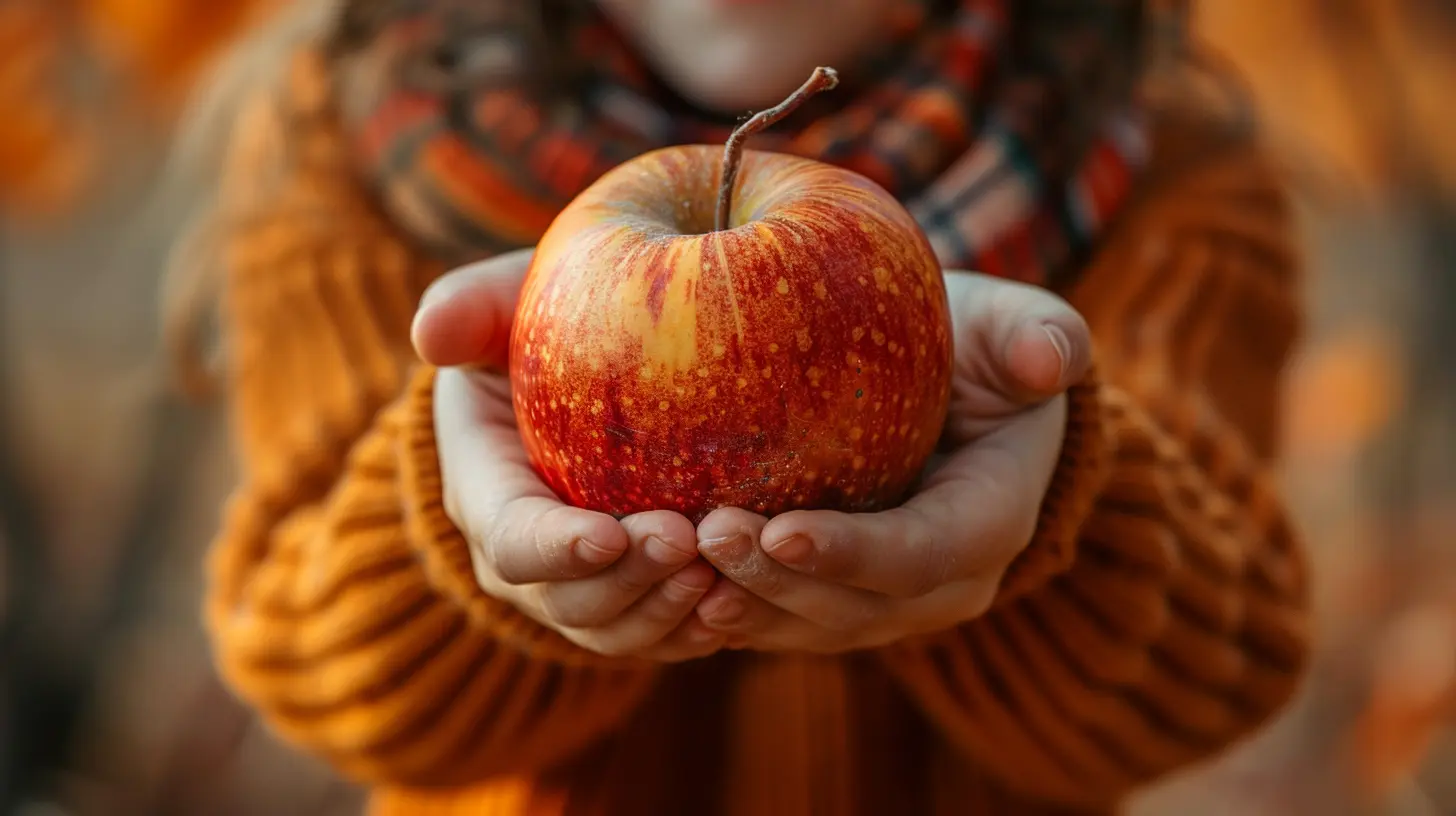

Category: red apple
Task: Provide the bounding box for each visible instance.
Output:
[509,68,952,523]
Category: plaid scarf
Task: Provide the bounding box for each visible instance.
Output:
[335,0,1151,289]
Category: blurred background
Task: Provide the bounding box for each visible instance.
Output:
[0,1,1452,814]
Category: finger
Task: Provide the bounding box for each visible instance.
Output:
[696,506,770,551]
[697,510,886,636]
[535,510,699,629]
[943,271,1092,413]
[696,581,788,633]
[412,247,534,367]
[697,582,791,632]
[487,496,631,585]
[634,615,730,663]
[436,367,628,584]
[579,561,718,658]
[695,583,862,654]
[759,395,1067,599]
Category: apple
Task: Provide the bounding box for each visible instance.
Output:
[509,67,953,523]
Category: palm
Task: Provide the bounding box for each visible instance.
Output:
[688,270,1088,653]
[445,367,561,510]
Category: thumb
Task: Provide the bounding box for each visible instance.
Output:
[945,271,1092,408]
[412,248,534,367]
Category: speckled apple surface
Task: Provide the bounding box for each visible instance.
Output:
[510,145,953,522]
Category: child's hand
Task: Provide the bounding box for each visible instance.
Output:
[414,250,725,661]
[691,272,1092,653]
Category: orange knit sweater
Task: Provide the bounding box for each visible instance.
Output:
[200,53,1311,814]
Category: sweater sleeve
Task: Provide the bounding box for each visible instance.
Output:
[198,51,658,789]
[875,123,1311,807]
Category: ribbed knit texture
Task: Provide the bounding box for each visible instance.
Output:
[200,50,1310,815]
[204,55,660,791]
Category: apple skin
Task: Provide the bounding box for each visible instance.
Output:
[509,144,953,523]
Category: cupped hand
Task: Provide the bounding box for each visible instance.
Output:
[691,272,1092,653]
[414,249,725,661]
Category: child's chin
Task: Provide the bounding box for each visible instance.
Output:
[655,49,824,113]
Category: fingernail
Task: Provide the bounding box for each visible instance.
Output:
[417,278,452,313]
[1041,323,1071,383]
[643,535,687,566]
[409,303,435,352]
[764,534,814,565]
[665,576,710,603]
[573,537,620,565]
[688,623,722,645]
[700,596,745,626]
[670,564,716,593]
[699,533,751,560]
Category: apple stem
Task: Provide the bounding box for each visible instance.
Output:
[715,66,840,232]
